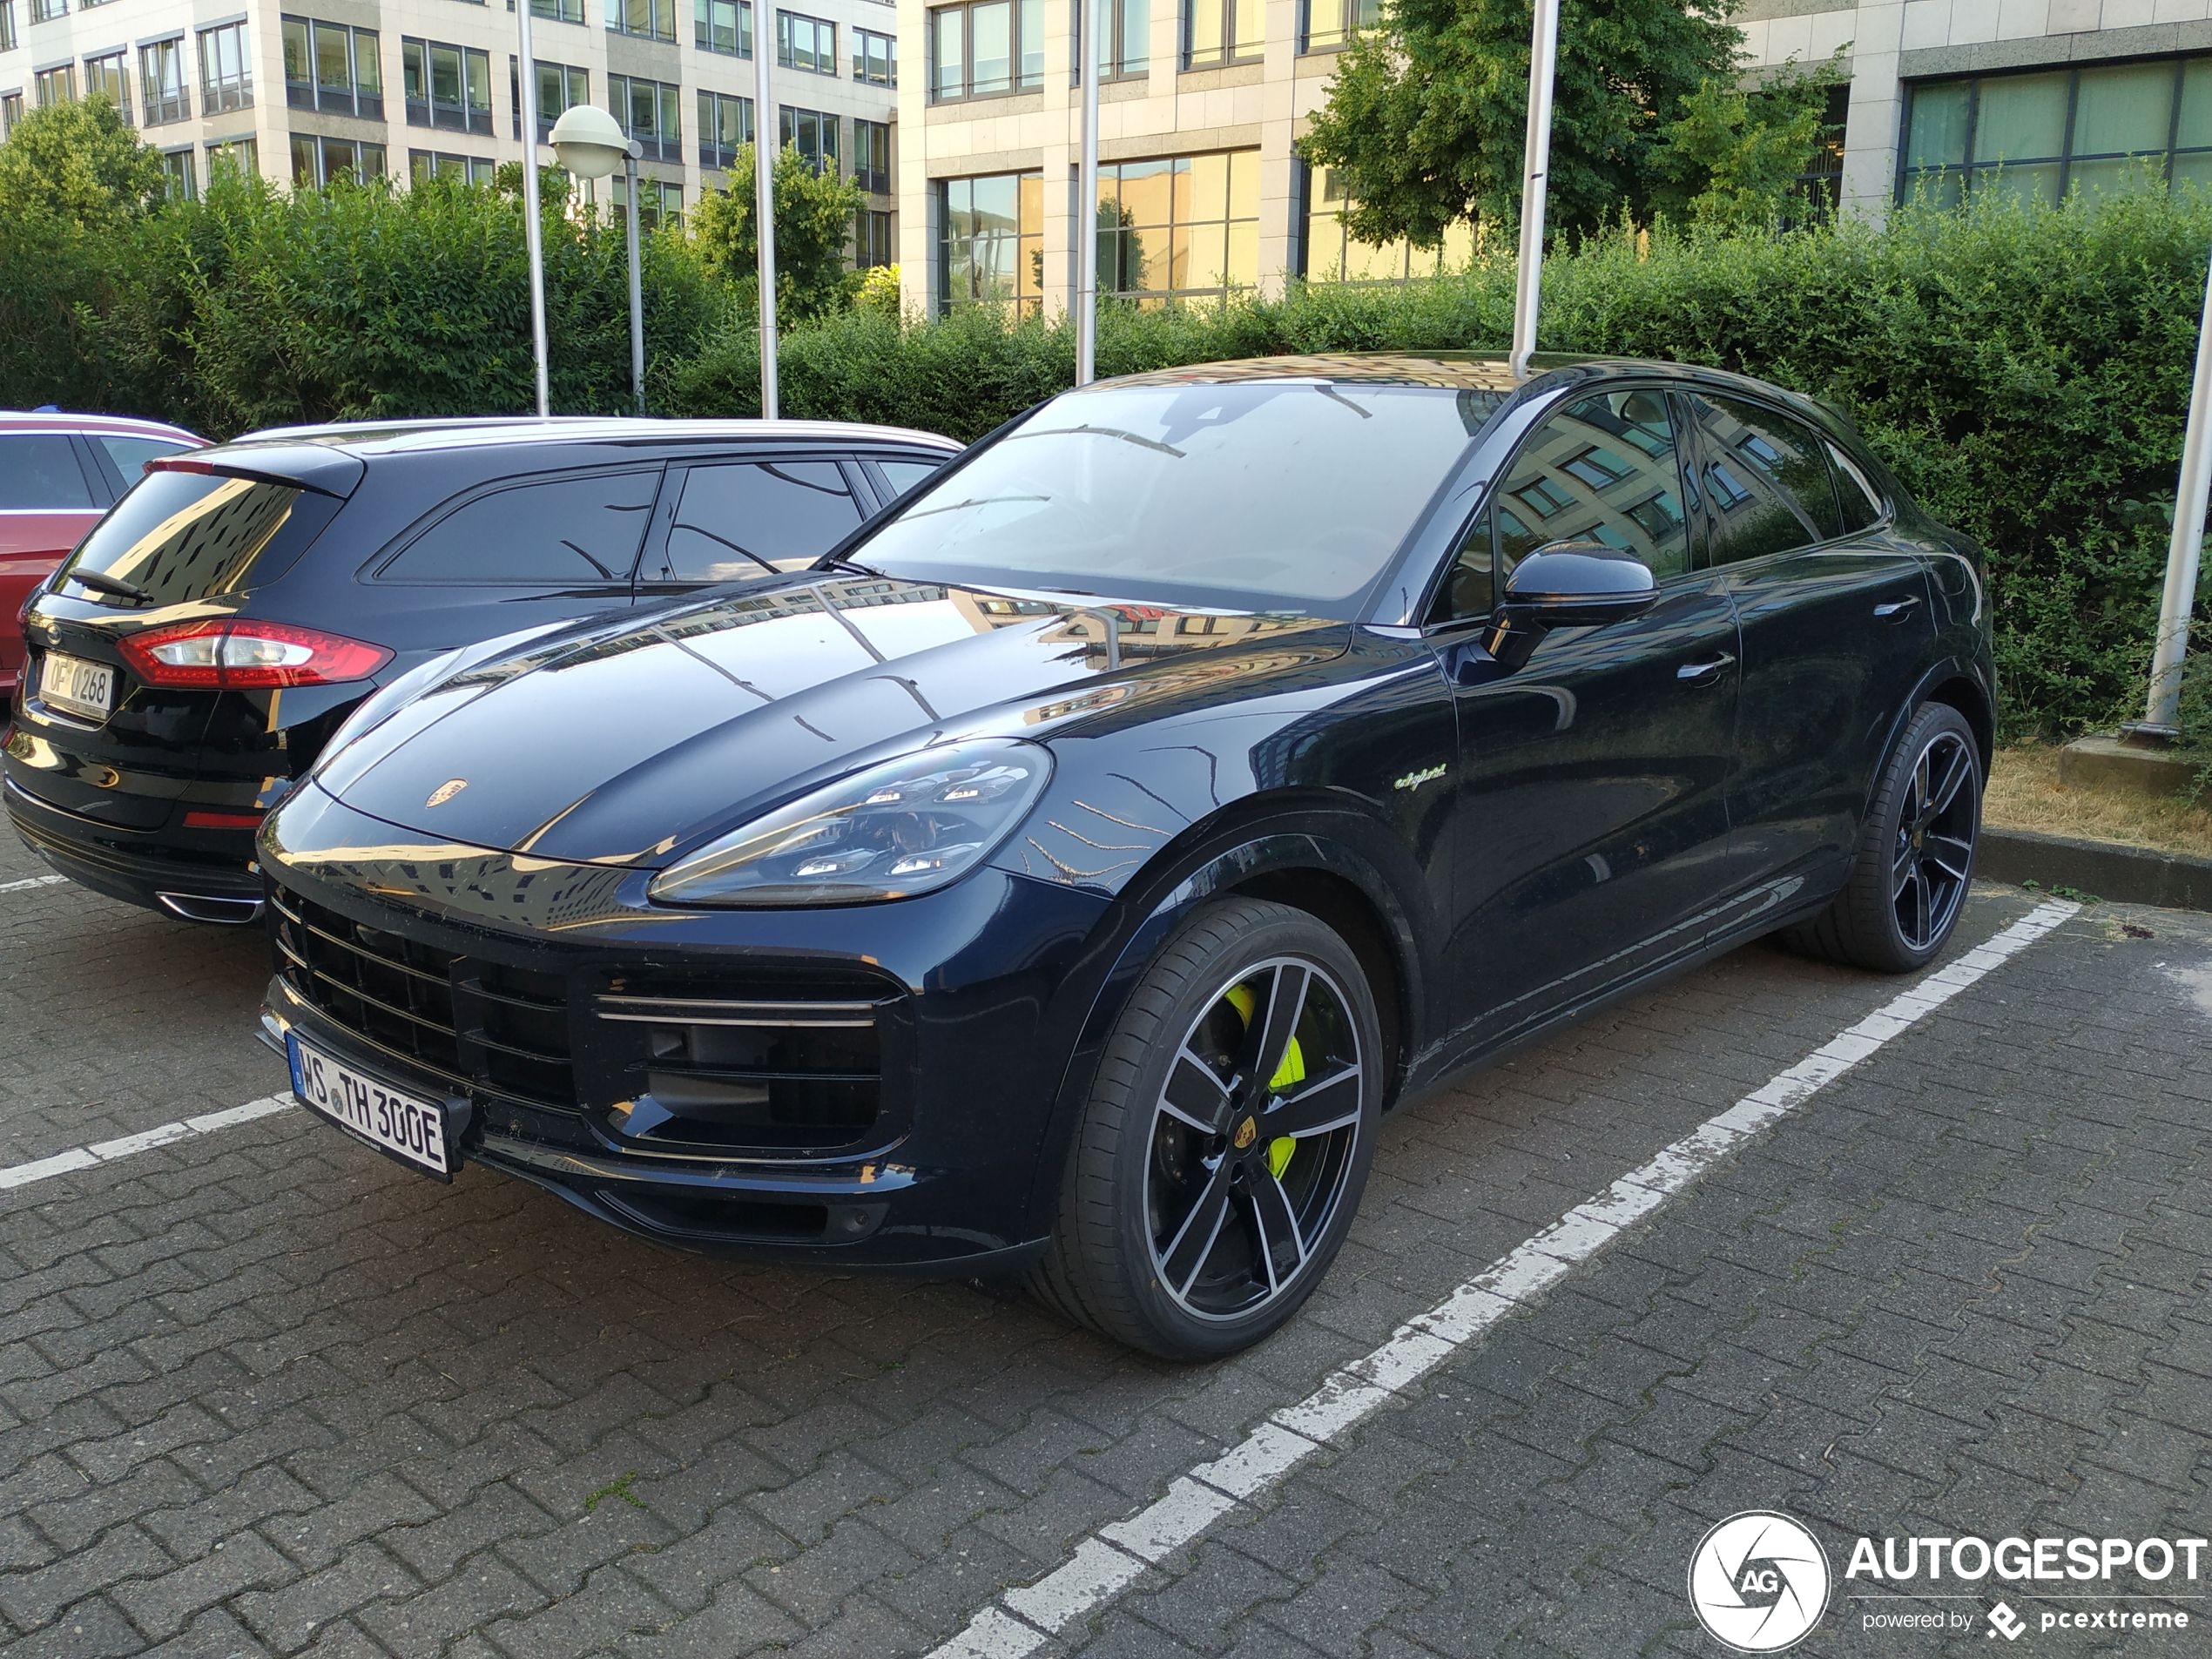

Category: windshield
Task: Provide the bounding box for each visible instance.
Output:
[853,382,1504,616]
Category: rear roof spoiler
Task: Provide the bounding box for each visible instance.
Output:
[148,443,368,500]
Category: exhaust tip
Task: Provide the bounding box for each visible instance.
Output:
[156,891,265,926]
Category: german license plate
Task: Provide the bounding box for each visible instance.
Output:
[39,651,114,722]
[287,1032,454,1179]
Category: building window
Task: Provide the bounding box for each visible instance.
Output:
[937,171,1042,314]
[1095,150,1259,302]
[206,135,258,179]
[0,3,14,52]
[411,148,496,185]
[853,117,890,193]
[778,10,836,73]
[853,27,894,85]
[614,172,683,231]
[509,57,585,138]
[1299,0,1372,52]
[291,132,386,186]
[513,0,585,24]
[855,206,892,268]
[2,92,24,134]
[141,37,189,125]
[1184,0,1260,68]
[698,88,753,168]
[34,64,75,105]
[1901,54,2212,204]
[610,72,681,163]
[1071,0,1147,79]
[608,0,675,43]
[779,105,838,175]
[84,51,129,119]
[28,0,62,24]
[284,18,382,118]
[158,146,195,199]
[1298,163,1475,283]
[407,39,493,135]
[930,0,1044,102]
[696,0,752,56]
[199,22,253,114]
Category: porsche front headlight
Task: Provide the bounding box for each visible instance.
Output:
[647,738,1052,907]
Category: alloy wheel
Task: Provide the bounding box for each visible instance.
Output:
[1892,729,1977,953]
[1144,957,1366,1323]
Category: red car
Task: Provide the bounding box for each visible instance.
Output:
[1,412,206,699]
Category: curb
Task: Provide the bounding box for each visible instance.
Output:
[1979,826,2212,914]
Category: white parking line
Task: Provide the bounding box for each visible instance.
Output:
[927,900,2081,1656]
[0,1095,293,1193]
[0,873,67,894]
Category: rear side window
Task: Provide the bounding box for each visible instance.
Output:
[0,434,98,509]
[1829,442,1884,533]
[61,469,336,605]
[1689,395,1844,563]
[878,458,945,500]
[96,435,196,484]
[653,460,863,583]
[382,471,659,585]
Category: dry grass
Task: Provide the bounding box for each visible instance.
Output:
[1985,745,2212,861]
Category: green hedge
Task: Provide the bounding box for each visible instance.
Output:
[3,178,2205,741]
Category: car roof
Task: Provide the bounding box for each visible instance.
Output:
[225,415,961,460]
[0,410,206,442]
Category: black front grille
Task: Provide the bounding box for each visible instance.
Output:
[269,887,577,1112]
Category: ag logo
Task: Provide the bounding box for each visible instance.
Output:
[1687,1511,1831,1652]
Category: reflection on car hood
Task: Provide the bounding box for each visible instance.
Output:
[310,572,1344,865]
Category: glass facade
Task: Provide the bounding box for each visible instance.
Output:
[412,149,497,185]
[853,117,891,193]
[610,73,683,163]
[158,146,195,199]
[34,64,75,106]
[1300,164,1477,283]
[1095,151,1260,303]
[855,206,893,268]
[284,17,382,118]
[854,27,895,86]
[938,171,1043,314]
[408,40,493,136]
[614,172,684,231]
[84,51,129,119]
[510,57,587,138]
[1901,54,2212,203]
[778,9,837,73]
[206,135,258,179]
[609,0,676,43]
[291,132,387,187]
[780,105,838,175]
[1073,0,1147,78]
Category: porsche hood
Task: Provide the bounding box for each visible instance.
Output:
[303,574,1343,866]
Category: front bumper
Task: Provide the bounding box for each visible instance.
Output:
[258,792,1114,1271]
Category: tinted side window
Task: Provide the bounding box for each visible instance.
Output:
[1828,442,1884,534]
[1690,395,1844,563]
[96,435,195,486]
[658,460,863,583]
[382,471,658,585]
[0,434,98,509]
[1487,389,1690,587]
[878,458,945,499]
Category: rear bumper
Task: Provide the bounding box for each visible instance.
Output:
[3,775,262,912]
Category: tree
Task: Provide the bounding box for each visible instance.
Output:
[690,145,867,324]
[1298,0,1742,247]
[1656,51,1845,232]
[0,94,168,230]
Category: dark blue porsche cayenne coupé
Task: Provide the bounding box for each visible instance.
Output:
[257,354,1994,1359]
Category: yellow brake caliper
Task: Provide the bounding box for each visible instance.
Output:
[1224,982,1305,1179]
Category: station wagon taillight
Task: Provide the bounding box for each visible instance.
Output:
[119,620,393,690]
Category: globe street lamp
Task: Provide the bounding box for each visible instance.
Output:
[550,103,647,418]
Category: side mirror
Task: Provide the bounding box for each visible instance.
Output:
[1486,543,1658,670]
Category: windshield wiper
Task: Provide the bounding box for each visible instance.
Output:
[810,552,881,577]
[62,569,153,604]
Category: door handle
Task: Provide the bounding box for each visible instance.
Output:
[1873,595,1922,620]
[1676,653,1736,685]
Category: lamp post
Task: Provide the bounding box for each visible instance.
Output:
[1507,0,1562,381]
[516,0,551,415]
[549,104,647,418]
[755,20,779,421]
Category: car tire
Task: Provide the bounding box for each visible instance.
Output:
[1028,897,1383,1360]
[1783,700,1982,974]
